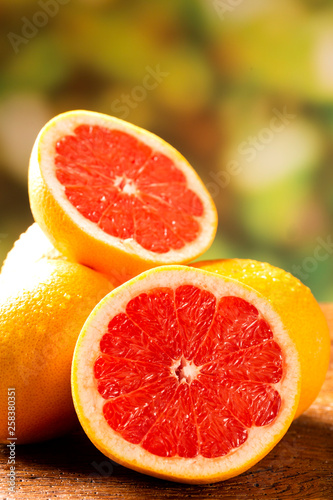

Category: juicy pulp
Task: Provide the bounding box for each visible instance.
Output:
[94,286,283,459]
[55,125,204,254]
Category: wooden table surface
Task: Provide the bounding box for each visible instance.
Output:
[1,305,332,500]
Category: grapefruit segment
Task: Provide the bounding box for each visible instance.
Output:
[103,378,177,447]
[71,266,301,483]
[29,111,217,283]
[104,312,172,364]
[199,340,283,383]
[126,288,182,359]
[175,285,216,359]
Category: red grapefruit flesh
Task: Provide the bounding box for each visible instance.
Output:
[96,292,282,459]
[72,266,300,483]
[55,125,203,254]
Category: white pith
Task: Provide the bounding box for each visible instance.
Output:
[113,175,137,196]
[172,357,200,384]
[72,266,301,483]
[34,110,217,263]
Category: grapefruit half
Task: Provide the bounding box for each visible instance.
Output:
[71,266,301,483]
[28,110,217,285]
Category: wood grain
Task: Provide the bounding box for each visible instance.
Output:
[1,305,332,500]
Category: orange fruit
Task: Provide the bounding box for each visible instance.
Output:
[192,258,330,418]
[28,110,217,285]
[71,265,301,484]
[0,224,113,444]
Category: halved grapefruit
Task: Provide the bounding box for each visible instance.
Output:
[71,266,301,484]
[28,111,217,285]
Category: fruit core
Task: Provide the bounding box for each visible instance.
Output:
[173,357,199,384]
[55,125,204,253]
[94,285,284,459]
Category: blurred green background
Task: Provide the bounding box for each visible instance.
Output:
[0,0,332,300]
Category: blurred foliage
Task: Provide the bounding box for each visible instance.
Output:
[0,0,332,300]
